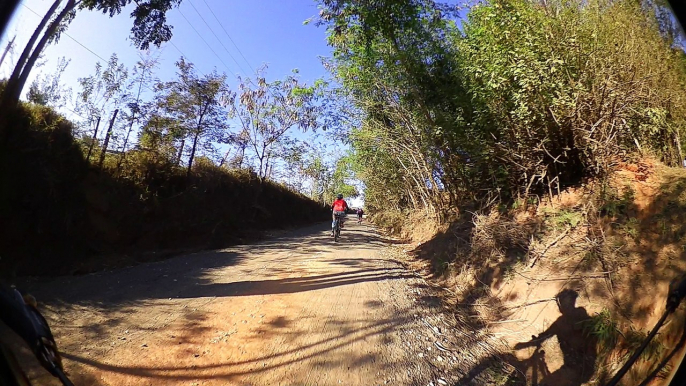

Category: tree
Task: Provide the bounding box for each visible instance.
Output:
[0,35,16,68]
[326,155,359,202]
[2,0,65,106]
[316,0,463,215]
[26,56,71,108]
[230,68,323,180]
[76,54,129,162]
[278,140,359,204]
[153,58,229,178]
[280,139,310,193]
[138,103,183,163]
[1,0,183,106]
[219,129,250,169]
[317,0,686,216]
[117,52,159,171]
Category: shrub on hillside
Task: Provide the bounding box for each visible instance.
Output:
[0,102,329,277]
[323,0,686,214]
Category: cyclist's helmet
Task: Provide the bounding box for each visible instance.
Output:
[337,193,344,199]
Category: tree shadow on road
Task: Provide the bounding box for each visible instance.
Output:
[13,221,398,305]
[168,268,412,298]
[6,219,429,385]
[52,299,502,386]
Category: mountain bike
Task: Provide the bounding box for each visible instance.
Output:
[0,283,73,386]
[333,212,344,242]
[518,338,550,385]
[604,274,686,386]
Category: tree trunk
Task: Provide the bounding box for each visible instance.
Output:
[86,115,101,162]
[257,153,265,179]
[219,147,231,167]
[0,0,21,39]
[117,122,134,171]
[233,145,245,169]
[311,177,319,200]
[185,102,209,178]
[2,0,62,104]
[186,130,201,179]
[98,109,118,169]
[116,110,139,171]
[117,77,145,172]
[675,131,684,168]
[8,0,77,103]
[176,139,185,166]
[264,151,272,180]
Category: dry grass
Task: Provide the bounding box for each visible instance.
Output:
[384,157,686,385]
[470,211,535,264]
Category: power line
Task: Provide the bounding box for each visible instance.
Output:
[199,0,255,74]
[25,0,202,85]
[20,2,161,117]
[185,1,294,108]
[62,105,87,119]
[20,3,108,63]
[186,0,248,76]
[169,40,186,58]
[177,7,235,75]
[184,2,302,121]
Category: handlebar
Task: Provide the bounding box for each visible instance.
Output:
[0,283,73,386]
[606,274,686,386]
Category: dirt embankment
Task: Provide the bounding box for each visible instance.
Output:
[383,159,686,385]
[0,103,329,278]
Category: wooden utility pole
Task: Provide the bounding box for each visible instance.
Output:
[86,115,101,162]
[98,109,118,169]
[0,35,15,68]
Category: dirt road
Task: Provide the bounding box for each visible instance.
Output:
[5,219,495,386]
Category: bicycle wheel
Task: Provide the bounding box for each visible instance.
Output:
[334,221,340,242]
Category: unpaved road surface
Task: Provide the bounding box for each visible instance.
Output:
[4,219,494,385]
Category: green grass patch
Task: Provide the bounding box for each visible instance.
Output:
[584,308,620,354]
[599,183,635,218]
[622,217,640,238]
[543,207,583,229]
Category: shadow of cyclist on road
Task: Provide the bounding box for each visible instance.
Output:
[514,289,597,386]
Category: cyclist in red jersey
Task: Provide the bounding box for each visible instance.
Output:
[331,193,349,236]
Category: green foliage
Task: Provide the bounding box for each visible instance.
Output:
[623,217,640,238]
[228,67,324,179]
[371,209,406,233]
[318,0,686,215]
[598,183,636,220]
[27,57,71,108]
[624,327,664,361]
[433,252,451,276]
[80,0,183,50]
[548,209,583,229]
[146,58,229,177]
[584,308,620,354]
[282,144,359,205]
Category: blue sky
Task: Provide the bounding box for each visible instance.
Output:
[1,0,366,205]
[1,0,333,115]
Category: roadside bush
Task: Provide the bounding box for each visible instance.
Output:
[323,0,686,214]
